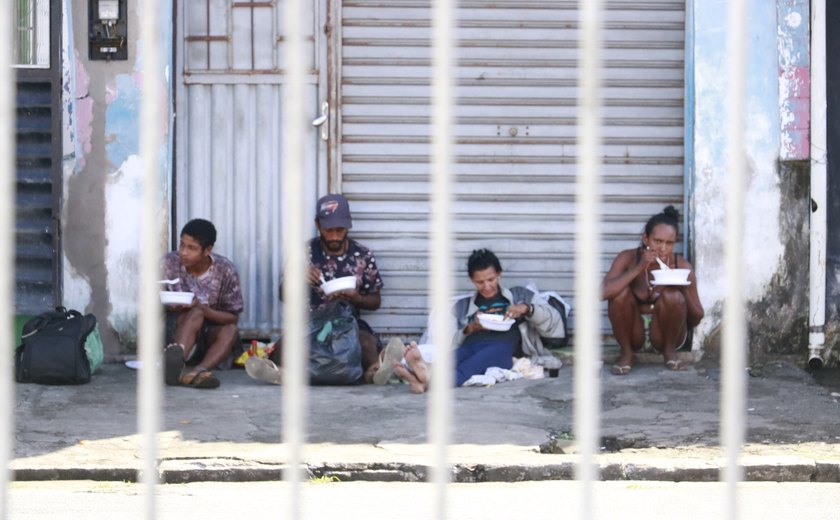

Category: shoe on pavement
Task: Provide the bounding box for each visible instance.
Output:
[373,338,406,385]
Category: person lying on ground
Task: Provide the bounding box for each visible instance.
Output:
[161,218,244,389]
[601,205,704,376]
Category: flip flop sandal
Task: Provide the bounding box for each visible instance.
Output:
[164,343,185,386]
[610,364,632,376]
[373,338,405,385]
[665,359,687,371]
[181,368,220,389]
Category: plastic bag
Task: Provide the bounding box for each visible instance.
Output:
[308,300,363,385]
[234,340,276,367]
[84,324,104,374]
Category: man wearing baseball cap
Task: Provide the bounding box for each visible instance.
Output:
[246,193,385,385]
[315,193,353,229]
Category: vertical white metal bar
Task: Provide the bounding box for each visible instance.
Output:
[722,0,748,517]
[808,0,827,368]
[139,0,165,516]
[429,0,455,517]
[282,0,308,516]
[0,0,15,515]
[574,0,603,516]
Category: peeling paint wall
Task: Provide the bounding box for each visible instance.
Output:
[692,0,811,366]
[61,0,172,358]
[778,0,810,161]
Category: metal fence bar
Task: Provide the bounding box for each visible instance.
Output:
[281,0,309,516]
[139,0,165,515]
[0,3,15,516]
[429,0,455,517]
[574,0,604,516]
[722,0,748,517]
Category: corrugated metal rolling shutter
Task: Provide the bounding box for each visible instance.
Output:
[175,0,320,337]
[16,75,60,314]
[338,0,686,337]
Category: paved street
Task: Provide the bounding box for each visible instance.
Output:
[11,359,840,483]
[8,480,840,520]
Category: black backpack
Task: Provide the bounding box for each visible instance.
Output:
[15,307,97,385]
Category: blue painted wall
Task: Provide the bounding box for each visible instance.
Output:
[61,0,173,356]
[691,0,814,361]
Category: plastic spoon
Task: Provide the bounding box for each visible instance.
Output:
[655,257,670,271]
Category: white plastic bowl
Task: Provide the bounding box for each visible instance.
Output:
[651,268,691,285]
[320,276,357,295]
[159,291,195,305]
[477,313,516,332]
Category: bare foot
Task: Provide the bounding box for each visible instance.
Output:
[403,342,430,389]
[394,362,426,394]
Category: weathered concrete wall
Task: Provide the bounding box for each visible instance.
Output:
[692,0,811,366]
[61,0,172,358]
[744,160,810,366]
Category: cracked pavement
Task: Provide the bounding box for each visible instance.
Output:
[11,359,840,482]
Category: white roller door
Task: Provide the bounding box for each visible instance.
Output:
[335,0,686,338]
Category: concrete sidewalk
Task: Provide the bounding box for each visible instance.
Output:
[12,359,840,483]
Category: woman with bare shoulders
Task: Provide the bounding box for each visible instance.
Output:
[601,206,704,375]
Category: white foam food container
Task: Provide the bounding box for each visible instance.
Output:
[159,291,195,305]
[477,313,516,332]
[650,268,691,284]
[320,276,357,295]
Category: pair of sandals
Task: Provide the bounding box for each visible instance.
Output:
[610,358,686,376]
[164,343,220,389]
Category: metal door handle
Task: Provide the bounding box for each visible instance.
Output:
[312,101,329,141]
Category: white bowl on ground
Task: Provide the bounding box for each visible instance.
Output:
[650,268,691,285]
[477,313,516,332]
[320,276,357,295]
[160,291,195,305]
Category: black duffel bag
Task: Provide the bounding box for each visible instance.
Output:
[15,307,97,385]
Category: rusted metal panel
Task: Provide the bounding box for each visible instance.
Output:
[338,0,686,336]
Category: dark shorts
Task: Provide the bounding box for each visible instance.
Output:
[165,312,240,366]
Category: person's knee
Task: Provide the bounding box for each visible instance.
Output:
[177,307,206,334]
[657,287,686,310]
[615,284,634,300]
[608,286,636,311]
